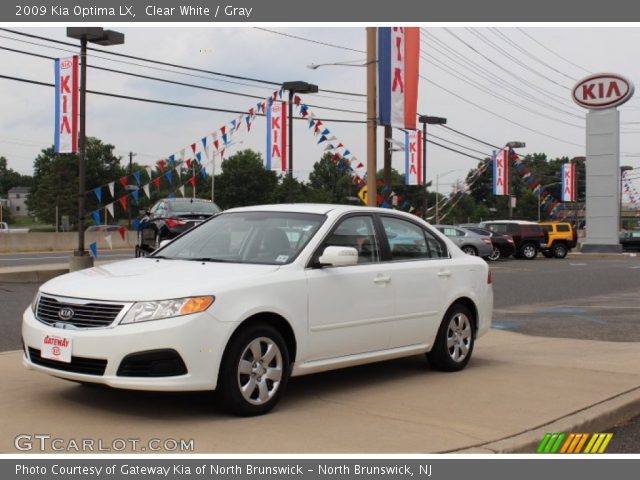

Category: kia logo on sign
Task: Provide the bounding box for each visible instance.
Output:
[572,73,635,109]
[58,307,75,321]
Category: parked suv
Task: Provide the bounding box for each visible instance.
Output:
[538,222,577,259]
[479,220,545,260]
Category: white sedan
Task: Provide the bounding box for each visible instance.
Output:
[22,204,493,416]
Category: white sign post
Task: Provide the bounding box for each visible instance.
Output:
[572,73,634,253]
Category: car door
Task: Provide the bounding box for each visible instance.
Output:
[304,214,393,362]
[381,216,450,348]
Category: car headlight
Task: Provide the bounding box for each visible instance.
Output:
[120,296,214,324]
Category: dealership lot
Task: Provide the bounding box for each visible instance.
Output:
[0,256,638,452]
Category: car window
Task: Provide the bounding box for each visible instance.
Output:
[540,224,553,233]
[381,217,429,260]
[424,228,448,258]
[156,212,324,265]
[557,224,570,232]
[321,215,380,264]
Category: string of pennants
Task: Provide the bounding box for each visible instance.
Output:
[85,89,295,225]
[622,172,640,217]
[512,154,562,218]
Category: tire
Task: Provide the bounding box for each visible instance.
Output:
[487,246,501,261]
[427,304,475,372]
[461,245,478,256]
[217,324,289,416]
[519,243,537,260]
[552,243,568,259]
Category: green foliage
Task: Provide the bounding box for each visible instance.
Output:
[213,150,278,209]
[308,152,356,204]
[27,138,125,225]
[0,156,33,196]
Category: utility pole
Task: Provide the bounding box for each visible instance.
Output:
[128,151,136,229]
[366,27,377,207]
[383,125,392,192]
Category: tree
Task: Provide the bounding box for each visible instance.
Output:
[214,149,278,209]
[308,152,355,204]
[0,156,33,196]
[27,138,125,225]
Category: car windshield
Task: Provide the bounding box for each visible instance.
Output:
[153,211,325,265]
[168,201,222,215]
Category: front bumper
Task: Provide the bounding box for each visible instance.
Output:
[22,307,235,391]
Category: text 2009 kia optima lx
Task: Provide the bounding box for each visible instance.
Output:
[23,204,492,416]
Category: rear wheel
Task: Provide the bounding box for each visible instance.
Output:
[520,243,537,260]
[461,245,478,256]
[427,304,475,372]
[552,243,568,259]
[217,324,289,416]
[487,246,501,261]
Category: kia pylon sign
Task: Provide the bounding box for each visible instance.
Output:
[572,73,634,110]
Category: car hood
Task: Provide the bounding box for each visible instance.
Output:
[40,258,281,302]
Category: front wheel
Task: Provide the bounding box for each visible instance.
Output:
[487,246,501,261]
[427,304,475,372]
[217,324,289,416]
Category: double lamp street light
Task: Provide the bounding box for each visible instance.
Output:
[66,27,124,272]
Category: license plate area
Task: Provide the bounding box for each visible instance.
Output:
[41,334,72,363]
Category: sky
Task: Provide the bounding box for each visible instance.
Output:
[1,26,640,196]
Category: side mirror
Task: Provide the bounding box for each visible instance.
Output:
[318,246,358,267]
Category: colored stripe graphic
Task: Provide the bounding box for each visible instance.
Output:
[539,433,613,454]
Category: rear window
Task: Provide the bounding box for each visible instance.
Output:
[169,201,222,215]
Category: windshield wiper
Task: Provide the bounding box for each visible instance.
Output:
[187,257,236,263]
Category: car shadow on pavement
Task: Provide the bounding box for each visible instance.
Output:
[53,354,498,419]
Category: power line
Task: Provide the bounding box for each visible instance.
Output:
[0,73,368,124]
[420,35,583,120]
[516,28,592,75]
[254,27,366,54]
[0,27,366,99]
[420,75,584,148]
[0,43,367,116]
[437,125,500,149]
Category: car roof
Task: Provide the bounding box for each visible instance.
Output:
[225,204,422,218]
[481,220,539,225]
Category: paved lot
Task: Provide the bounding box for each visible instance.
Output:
[0,256,638,453]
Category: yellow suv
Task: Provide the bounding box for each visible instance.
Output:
[539,222,577,259]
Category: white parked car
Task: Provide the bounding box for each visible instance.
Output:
[23,204,493,416]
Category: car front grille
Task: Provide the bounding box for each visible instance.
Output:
[28,348,107,376]
[36,295,125,329]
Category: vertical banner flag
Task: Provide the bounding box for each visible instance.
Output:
[377,27,420,130]
[54,56,79,153]
[266,101,288,171]
[493,149,509,196]
[562,162,576,202]
[404,130,423,185]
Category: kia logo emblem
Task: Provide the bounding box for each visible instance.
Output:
[58,307,75,321]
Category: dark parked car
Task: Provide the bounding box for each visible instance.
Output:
[136,198,221,256]
[620,230,640,252]
[479,220,546,260]
[459,224,515,261]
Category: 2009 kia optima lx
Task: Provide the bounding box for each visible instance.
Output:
[23,204,493,416]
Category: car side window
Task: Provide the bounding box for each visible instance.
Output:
[381,217,429,260]
[321,216,380,264]
[424,228,448,258]
[557,224,570,232]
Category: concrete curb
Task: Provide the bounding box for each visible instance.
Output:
[455,386,640,453]
[0,268,68,283]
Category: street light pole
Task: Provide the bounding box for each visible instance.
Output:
[67,28,124,271]
[366,27,377,207]
[282,81,318,203]
[505,141,526,219]
[418,115,447,219]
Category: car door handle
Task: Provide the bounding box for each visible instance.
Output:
[373,275,391,284]
[437,270,452,278]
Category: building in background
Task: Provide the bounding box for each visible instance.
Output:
[7,187,31,216]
